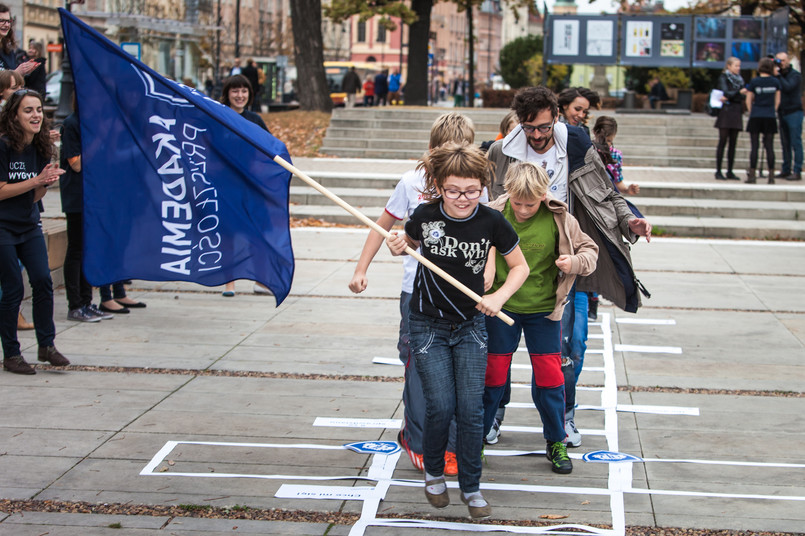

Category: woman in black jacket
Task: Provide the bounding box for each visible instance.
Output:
[714,57,747,180]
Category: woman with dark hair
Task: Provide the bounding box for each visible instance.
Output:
[745,57,781,183]
[220,74,268,131]
[0,4,39,76]
[219,74,272,297]
[713,57,746,180]
[557,87,590,134]
[0,89,68,374]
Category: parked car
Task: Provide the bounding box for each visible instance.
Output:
[44,69,62,105]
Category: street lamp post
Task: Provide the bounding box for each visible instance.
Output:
[54,0,76,125]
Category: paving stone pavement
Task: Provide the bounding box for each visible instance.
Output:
[1,226,804,535]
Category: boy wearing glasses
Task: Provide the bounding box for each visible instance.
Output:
[386,142,528,519]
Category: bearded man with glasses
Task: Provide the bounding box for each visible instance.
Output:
[486,86,651,449]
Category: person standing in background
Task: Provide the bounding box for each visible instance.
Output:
[713,57,746,181]
[774,52,803,181]
[241,59,261,113]
[22,41,46,96]
[0,89,68,374]
[388,69,402,105]
[744,57,781,184]
[0,4,39,76]
[341,66,361,109]
[374,69,388,106]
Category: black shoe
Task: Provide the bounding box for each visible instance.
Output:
[775,171,790,178]
[725,171,739,180]
[785,173,802,181]
[3,355,35,375]
[116,300,146,308]
[714,171,726,180]
[38,346,70,367]
[100,303,130,314]
[546,441,573,474]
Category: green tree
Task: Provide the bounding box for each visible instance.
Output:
[326,0,532,106]
[499,34,569,91]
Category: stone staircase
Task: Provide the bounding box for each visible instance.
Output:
[308,107,805,240]
[320,107,798,169]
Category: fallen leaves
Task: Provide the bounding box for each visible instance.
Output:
[262,111,332,158]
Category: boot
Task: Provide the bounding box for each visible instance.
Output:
[17,311,34,330]
[768,170,775,185]
[745,168,756,183]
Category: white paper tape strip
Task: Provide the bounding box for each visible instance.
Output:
[276,484,375,501]
[372,356,403,366]
[614,344,682,354]
[575,404,700,416]
[615,318,676,325]
[314,417,402,429]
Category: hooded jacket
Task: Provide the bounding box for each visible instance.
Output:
[487,122,647,312]
[488,193,599,320]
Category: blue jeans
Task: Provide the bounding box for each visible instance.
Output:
[409,311,487,493]
[779,110,803,174]
[0,231,55,358]
[399,292,456,455]
[561,290,589,419]
[484,312,566,444]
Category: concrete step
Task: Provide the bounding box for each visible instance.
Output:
[290,185,392,207]
[319,146,426,159]
[637,196,805,220]
[636,181,805,202]
[293,170,401,189]
[648,215,805,240]
[289,204,805,240]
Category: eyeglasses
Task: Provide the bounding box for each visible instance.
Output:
[443,189,482,200]
[521,121,554,135]
[0,19,12,26]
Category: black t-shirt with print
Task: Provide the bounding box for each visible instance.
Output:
[0,137,45,236]
[405,202,519,322]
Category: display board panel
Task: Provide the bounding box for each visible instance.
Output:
[620,16,691,67]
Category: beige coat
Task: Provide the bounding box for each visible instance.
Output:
[488,194,598,320]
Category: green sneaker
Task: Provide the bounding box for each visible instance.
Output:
[546,441,572,474]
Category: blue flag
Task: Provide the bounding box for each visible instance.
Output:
[59,9,294,303]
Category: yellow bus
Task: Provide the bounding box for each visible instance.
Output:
[324,61,383,106]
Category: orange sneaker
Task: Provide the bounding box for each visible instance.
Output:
[444,451,458,476]
[397,431,424,471]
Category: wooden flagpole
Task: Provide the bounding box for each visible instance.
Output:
[274,156,515,327]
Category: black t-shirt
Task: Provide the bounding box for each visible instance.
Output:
[241,109,269,132]
[405,202,519,322]
[60,113,83,214]
[0,137,45,237]
[747,76,781,119]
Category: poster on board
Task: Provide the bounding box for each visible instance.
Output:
[587,19,615,56]
[625,20,652,57]
[552,18,579,56]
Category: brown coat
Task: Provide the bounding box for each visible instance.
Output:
[488,194,598,320]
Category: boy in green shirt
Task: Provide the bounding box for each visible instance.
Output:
[483,161,598,474]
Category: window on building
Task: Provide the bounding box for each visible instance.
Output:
[376,23,386,43]
[357,21,366,42]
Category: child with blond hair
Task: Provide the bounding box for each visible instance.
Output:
[483,161,598,474]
